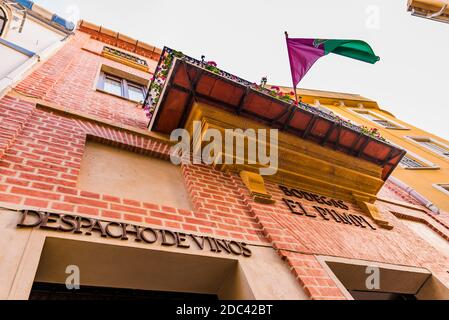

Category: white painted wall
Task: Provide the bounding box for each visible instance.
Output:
[4,14,65,54]
[0,44,28,76]
[0,3,69,95]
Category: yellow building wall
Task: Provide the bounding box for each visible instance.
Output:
[294,90,449,212]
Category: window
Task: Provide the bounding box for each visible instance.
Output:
[372,120,400,129]
[98,72,147,103]
[409,137,449,159]
[356,112,379,122]
[420,141,449,156]
[400,155,425,169]
[0,7,7,36]
[353,110,406,129]
[127,83,145,102]
[104,76,122,96]
[388,141,437,170]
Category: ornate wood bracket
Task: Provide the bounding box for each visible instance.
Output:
[354,195,393,230]
[240,171,275,204]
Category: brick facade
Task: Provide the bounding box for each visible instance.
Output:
[1,29,449,300]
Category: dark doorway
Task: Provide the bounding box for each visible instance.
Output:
[32,238,252,300]
[324,260,431,300]
[30,282,219,301]
[349,290,416,301]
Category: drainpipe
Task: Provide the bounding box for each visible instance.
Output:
[388,176,440,215]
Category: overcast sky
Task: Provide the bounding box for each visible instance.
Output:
[35,0,449,140]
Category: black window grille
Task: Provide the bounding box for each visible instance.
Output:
[400,155,425,168]
[373,119,400,129]
[103,46,149,67]
[419,140,449,158]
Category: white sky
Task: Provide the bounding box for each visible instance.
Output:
[35,0,449,140]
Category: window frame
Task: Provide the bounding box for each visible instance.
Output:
[0,6,8,37]
[405,136,449,160]
[103,74,124,97]
[398,152,439,170]
[399,154,425,169]
[378,139,438,170]
[126,82,147,103]
[389,143,439,170]
[349,109,409,130]
[97,71,147,103]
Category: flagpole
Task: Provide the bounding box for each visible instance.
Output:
[285,31,299,105]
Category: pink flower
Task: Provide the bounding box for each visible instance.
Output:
[207,61,217,67]
[271,86,280,91]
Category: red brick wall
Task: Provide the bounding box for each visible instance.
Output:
[0,104,267,240]
[78,25,161,61]
[15,32,151,129]
[1,29,449,300]
[266,181,449,298]
[0,26,268,243]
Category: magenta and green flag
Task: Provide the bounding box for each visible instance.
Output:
[286,36,380,89]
